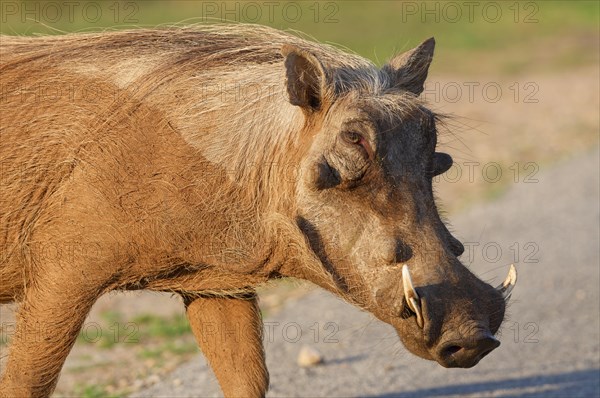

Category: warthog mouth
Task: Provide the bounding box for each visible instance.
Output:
[401,264,517,330]
[398,264,517,368]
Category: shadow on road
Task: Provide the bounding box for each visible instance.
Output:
[367,368,600,398]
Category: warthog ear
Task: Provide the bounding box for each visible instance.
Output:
[281,44,327,111]
[385,38,435,95]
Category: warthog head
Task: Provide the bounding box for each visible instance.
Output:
[283,38,516,368]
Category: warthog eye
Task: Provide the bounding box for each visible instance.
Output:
[341,131,372,159]
[342,131,362,144]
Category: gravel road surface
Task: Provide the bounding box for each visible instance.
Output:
[135,149,600,397]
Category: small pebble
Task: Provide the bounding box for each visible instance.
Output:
[297,345,324,367]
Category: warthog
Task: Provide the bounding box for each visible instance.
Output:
[0,25,516,397]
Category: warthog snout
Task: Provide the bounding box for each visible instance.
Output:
[394,265,516,368]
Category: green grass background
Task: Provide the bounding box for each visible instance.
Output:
[1,1,598,75]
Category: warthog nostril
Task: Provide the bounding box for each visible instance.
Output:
[436,334,500,368]
[440,344,462,357]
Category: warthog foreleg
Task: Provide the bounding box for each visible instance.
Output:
[0,268,101,398]
[183,293,268,398]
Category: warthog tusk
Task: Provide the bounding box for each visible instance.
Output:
[497,264,517,299]
[402,265,424,328]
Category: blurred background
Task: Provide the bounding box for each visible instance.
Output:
[1,1,598,396]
